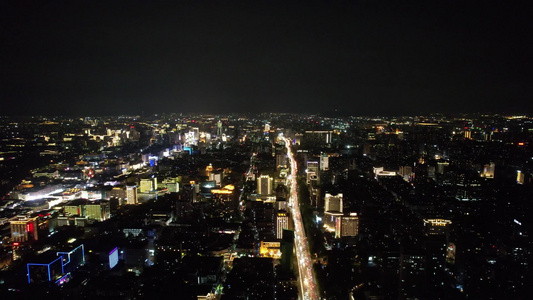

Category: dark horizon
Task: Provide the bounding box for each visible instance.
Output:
[1,1,531,116]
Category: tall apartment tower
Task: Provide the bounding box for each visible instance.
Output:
[139,178,154,193]
[257,175,273,195]
[126,185,138,205]
[10,217,39,243]
[276,211,290,239]
[306,160,319,184]
[217,120,223,137]
[324,193,343,213]
[320,153,329,171]
[335,213,359,238]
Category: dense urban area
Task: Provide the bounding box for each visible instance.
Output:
[0,113,531,300]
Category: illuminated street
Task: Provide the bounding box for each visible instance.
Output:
[282,136,319,300]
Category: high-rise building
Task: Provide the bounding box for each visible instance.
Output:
[307,160,319,174]
[303,130,333,145]
[276,212,290,239]
[423,219,452,236]
[57,244,85,273]
[64,199,110,221]
[85,201,110,221]
[276,153,288,170]
[399,165,413,182]
[126,185,138,205]
[324,193,343,213]
[436,161,449,175]
[10,216,39,243]
[323,211,343,233]
[28,245,85,284]
[140,179,153,193]
[307,160,319,184]
[257,175,273,195]
[335,213,359,238]
[517,170,525,184]
[160,177,180,193]
[217,120,223,137]
[27,252,64,284]
[481,162,496,178]
[320,153,329,171]
[64,202,83,216]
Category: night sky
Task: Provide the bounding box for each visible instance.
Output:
[1,1,531,116]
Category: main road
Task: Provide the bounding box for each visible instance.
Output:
[282,136,319,300]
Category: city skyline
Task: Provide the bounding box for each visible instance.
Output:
[0,113,531,299]
[1,1,532,116]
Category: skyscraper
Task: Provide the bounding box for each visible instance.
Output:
[10,216,39,243]
[257,175,273,195]
[307,160,319,184]
[335,213,359,238]
[324,193,343,213]
[126,185,138,205]
[217,120,223,137]
[139,179,153,193]
[320,153,329,171]
[276,212,290,239]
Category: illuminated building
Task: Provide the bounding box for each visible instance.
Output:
[109,186,127,201]
[27,253,64,284]
[306,160,319,184]
[373,167,397,177]
[200,181,216,197]
[208,172,222,186]
[324,193,343,213]
[108,247,119,269]
[264,123,270,133]
[335,213,359,238]
[140,178,153,193]
[210,184,235,202]
[276,212,290,239]
[160,177,180,193]
[481,162,495,178]
[323,211,343,233]
[304,130,333,144]
[216,120,223,137]
[517,170,524,184]
[64,199,110,221]
[85,201,110,221]
[27,245,85,284]
[276,198,288,211]
[64,202,82,216]
[57,244,85,273]
[126,185,138,205]
[423,219,452,236]
[259,241,281,258]
[399,165,413,182]
[10,216,38,243]
[257,175,273,195]
[320,153,329,171]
